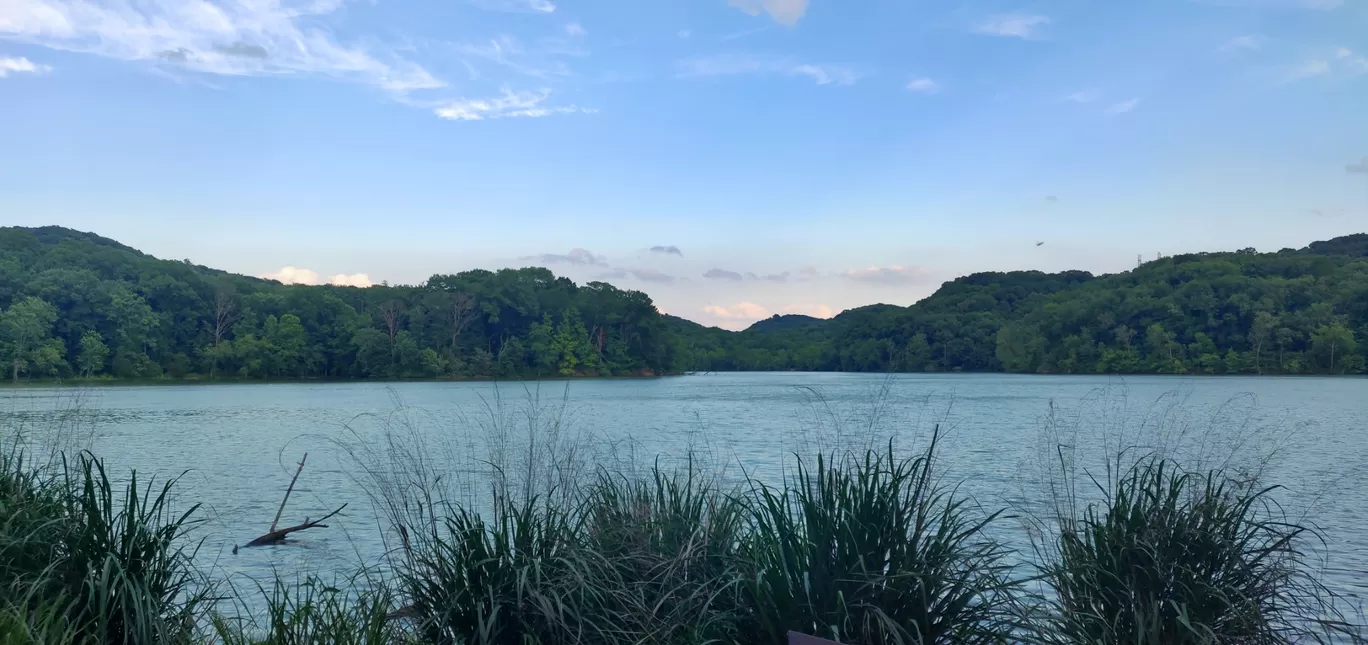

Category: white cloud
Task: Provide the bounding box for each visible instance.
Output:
[783,304,835,318]
[678,29,692,39]
[704,268,745,281]
[1219,35,1263,53]
[0,55,49,77]
[974,14,1050,39]
[728,0,808,26]
[704,302,769,319]
[260,266,320,285]
[328,273,373,288]
[435,88,591,120]
[840,265,933,285]
[564,22,586,37]
[677,54,860,85]
[0,0,443,92]
[472,0,556,13]
[1336,47,1368,72]
[1064,89,1100,103]
[1105,97,1140,114]
[905,76,938,93]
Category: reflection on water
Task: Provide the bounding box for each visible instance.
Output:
[2,373,1366,605]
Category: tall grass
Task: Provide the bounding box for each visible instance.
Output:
[1035,456,1362,644]
[3,385,1365,644]
[741,431,1020,645]
[0,449,205,644]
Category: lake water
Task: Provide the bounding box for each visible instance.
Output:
[2,373,1366,610]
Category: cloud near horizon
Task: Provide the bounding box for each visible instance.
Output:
[840,265,934,285]
[650,245,684,256]
[704,268,745,281]
[1348,157,1368,174]
[260,267,374,287]
[526,248,607,266]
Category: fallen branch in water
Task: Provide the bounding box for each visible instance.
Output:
[241,504,347,547]
[237,452,346,550]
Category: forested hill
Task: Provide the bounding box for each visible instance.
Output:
[0,226,671,380]
[669,241,1368,375]
[2,225,1366,381]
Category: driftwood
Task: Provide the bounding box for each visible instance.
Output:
[238,452,345,549]
[242,504,347,547]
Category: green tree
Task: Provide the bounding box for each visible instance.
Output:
[1310,324,1357,373]
[0,296,61,381]
[1248,312,1277,375]
[77,331,110,377]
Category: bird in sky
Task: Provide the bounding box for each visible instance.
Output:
[1035,241,1045,247]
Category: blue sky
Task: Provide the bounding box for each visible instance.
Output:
[2,0,1366,329]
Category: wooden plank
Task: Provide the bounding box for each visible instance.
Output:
[787,631,842,645]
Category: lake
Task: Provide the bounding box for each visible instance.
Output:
[2,373,1366,607]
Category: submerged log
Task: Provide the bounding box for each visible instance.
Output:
[237,452,345,549]
[242,504,347,547]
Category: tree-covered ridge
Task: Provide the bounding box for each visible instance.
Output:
[3,225,1366,381]
[0,226,671,380]
[670,244,1368,375]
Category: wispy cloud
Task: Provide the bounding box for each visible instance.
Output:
[0,56,49,77]
[1219,35,1264,53]
[677,53,860,85]
[728,0,808,26]
[456,35,571,79]
[0,0,442,92]
[974,14,1050,39]
[564,23,586,37]
[649,245,684,256]
[1064,89,1100,103]
[1348,157,1368,174]
[1105,97,1141,114]
[434,88,591,120]
[905,76,939,93]
[1282,59,1331,81]
[704,268,745,281]
[840,265,934,285]
[472,0,556,13]
[525,248,607,266]
[1337,47,1368,73]
[629,268,675,283]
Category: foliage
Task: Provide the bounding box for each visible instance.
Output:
[0,448,205,645]
[0,226,671,381]
[1037,458,1358,644]
[670,239,1368,375]
[741,433,1020,645]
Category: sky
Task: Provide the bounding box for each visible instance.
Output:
[2,0,1366,329]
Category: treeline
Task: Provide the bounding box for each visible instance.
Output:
[3,226,1366,381]
[670,236,1368,376]
[0,227,671,380]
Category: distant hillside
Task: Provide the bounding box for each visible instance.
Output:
[3,226,1365,380]
[745,314,823,334]
[669,234,1368,374]
[0,226,672,380]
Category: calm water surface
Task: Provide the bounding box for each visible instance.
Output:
[2,373,1365,606]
